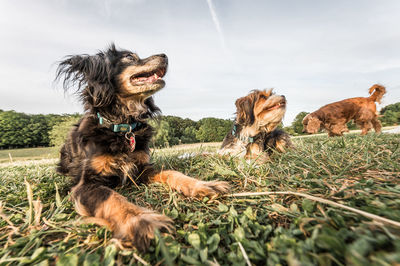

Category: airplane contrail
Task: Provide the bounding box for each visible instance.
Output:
[206,0,241,71]
[206,0,227,52]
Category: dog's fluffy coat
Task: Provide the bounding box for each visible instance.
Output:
[219,89,292,161]
[56,44,229,250]
[302,84,386,136]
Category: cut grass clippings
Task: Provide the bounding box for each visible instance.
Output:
[0,133,400,265]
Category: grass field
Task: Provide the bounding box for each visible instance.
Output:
[0,147,58,164]
[0,133,400,265]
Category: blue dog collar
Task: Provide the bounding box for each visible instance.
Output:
[232,124,254,143]
[97,113,141,133]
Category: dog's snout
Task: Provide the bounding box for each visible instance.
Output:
[158,54,168,65]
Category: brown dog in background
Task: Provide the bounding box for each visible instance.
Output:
[302,84,386,136]
[219,89,292,162]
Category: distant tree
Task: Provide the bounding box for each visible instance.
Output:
[149,119,172,147]
[380,110,399,126]
[380,102,400,114]
[181,126,197,143]
[291,112,309,135]
[380,102,400,126]
[49,115,81,147]
[283,126,296,135]
[196,118,232,142]
[0,110,69,148]
[162,116,198,144]
[0,111,31,148]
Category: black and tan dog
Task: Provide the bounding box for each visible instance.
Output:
[219,89,292,162]
[56,44,229,251]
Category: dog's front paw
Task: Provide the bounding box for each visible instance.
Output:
[187,180,230,198]
[113,210,174,251]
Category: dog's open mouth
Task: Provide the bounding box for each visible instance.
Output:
[266,101,286,111]
[130,67,166,86]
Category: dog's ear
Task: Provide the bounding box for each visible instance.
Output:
[56,54,111,91]
[56,53,115,107]
[302,114,310,133]
[306,115,321,134]
[235,95,255,126]
[83,84,114,108]
[56,55,90,91]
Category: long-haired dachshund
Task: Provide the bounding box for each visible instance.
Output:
[219,89,292,162]
[55,44,229,251]
[302,84,386,136]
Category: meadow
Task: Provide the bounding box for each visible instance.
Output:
[0,147,58,164]
[0,133,399,265]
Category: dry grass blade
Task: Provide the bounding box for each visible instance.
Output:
[237,241,252,266]
[24,178,34,226]
[229,191,400,228]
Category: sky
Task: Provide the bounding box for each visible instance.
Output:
[0,0,399,125]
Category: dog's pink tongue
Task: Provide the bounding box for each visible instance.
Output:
[136,74,159,83]
[269,105,280,110]
[147,74,158,82]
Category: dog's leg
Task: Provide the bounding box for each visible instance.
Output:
[356,108,375,135]
[359,122,373,135]
[150,170,229,198]
[72,183,173,251]
[329,123,345,136]
[327,129,341,137]
[371,117,382,134]
[245,143,268,162]
[342,124,350,133]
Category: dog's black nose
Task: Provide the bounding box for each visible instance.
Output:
[158,54,168,65]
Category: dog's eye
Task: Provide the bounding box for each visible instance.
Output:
[125,54,138,61]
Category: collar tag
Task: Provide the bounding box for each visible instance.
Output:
[114,124,131,132]
[125,132,136,152]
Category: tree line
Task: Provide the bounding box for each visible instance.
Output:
[149,116,232,147]
[0,103,399,149]
[0,110,67,149]
[0,110,233,149]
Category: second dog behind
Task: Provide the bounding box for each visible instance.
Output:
[219,89,292,162]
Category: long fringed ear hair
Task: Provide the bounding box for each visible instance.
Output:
[306,115,322,133]
[235,92,258,126]
[144,97,161,119]
[55,45,117,108]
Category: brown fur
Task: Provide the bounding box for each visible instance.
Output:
[219,89,293,162]
[302,84,386,136]
[55,45,229,251]
[91,155,117,175]
[152,170,229,198]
